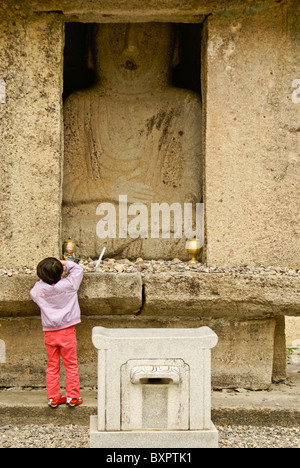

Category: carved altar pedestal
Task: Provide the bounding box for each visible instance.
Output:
[90,326,218,448]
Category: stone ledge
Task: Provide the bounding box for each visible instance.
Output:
[142,272,300,318]
[80,272,142,315]
[0,272,142,316]
[0,270,299,318]
[27,0,234,23]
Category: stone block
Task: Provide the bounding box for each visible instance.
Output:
[28,0,213,23]
[79,272,143,315]
[203,2,300,267]
[90,416,218,449]
[0,275,39,316]
[0,11,64,268]
[0,272,143,316]
[142,271,300,318]
[0,317,98,388]
[210,318,276,389]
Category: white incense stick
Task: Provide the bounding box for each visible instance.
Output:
[95,247,106,270]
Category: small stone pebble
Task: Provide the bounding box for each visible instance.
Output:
[0,424,299,448]
[0,260,299,278]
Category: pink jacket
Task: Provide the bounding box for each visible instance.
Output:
[30,261,83,332]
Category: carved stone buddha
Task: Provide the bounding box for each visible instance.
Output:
[62,23,202,259]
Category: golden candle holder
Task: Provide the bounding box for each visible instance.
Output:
[185,238,201,265]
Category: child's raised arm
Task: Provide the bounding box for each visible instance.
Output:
[64,261,83,291]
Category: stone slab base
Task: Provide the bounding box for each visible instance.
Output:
[90,416,218,448]
[0,315,283,389]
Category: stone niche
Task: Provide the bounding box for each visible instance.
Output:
[62,22,203,261]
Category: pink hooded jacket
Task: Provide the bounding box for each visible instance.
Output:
[30,261,83,332]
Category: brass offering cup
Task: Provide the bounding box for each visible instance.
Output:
[186,238,201,265]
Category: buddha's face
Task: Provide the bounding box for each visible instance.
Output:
[94,23,175,87]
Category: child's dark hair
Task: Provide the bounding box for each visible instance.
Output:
[37,258,63,285]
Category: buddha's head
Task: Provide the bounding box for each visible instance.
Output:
[92,23,178,90]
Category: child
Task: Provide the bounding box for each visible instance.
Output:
[30,257,84,408]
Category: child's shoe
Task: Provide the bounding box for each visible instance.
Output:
[48,396,66,408]
[67,397,83,407]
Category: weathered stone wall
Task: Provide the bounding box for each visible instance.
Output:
[0,7,64,268]
[203,0,300,267]
[0,0,299,390]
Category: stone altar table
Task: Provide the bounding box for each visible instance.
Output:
[90,326,218,448]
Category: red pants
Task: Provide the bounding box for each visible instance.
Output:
[44,326,80,400]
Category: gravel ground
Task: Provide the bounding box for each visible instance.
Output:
[0,424,299,448]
